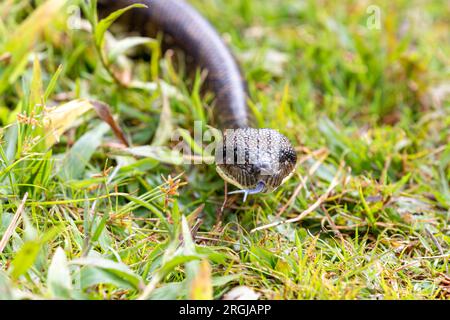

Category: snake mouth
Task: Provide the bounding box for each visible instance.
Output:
[215,165,249,191]
[216,164,295,194]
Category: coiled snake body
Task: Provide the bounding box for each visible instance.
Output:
[98,0,297,200]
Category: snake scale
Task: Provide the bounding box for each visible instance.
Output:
[98,0,297,200]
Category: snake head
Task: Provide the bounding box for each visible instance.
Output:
[215,128,297,199]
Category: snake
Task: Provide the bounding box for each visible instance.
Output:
[98,0,297,201]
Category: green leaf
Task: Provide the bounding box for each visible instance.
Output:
[79,266,135,290]
[70,257,143,290]
[388,172,411,194]
[181,216,196,254]
[59,122,110,180]
[151,94,173,147]
[47,247,72,299]
[30,55,43,111]
[91,213,109,243]
[95,4,147,48]
[4,124,18,162]
[181,215,199,282]
[148,281,184,300]
[10,225,62,279]
[28,55,47,152]
[41,226,64,244]
[159,254,202,275]
[43,64,63,101]
[10,241,41,279]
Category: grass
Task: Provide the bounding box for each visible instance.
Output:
[0,0,449,300]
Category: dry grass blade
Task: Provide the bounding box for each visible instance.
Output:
[43,99,92,146]
[251,162,344,233]
[321,204,345,242]
[276,149,329,218]
[2,0,67,53]
[425,227,444,255]
[136,272,162,300]
[275,174,307,218]
[0,0,67,95]
[0,193,28,254]
[188,260,213,300]
[91,100,130,147]
[43,99,129,147]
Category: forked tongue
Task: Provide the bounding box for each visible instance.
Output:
[228,181,266,202]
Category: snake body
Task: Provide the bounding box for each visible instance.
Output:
[98,0,297,196]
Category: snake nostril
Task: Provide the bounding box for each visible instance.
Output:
[259,163,270,169]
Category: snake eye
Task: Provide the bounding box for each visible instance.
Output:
[279,147,297,166]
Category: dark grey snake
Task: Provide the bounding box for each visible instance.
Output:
[98,0,297,201]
